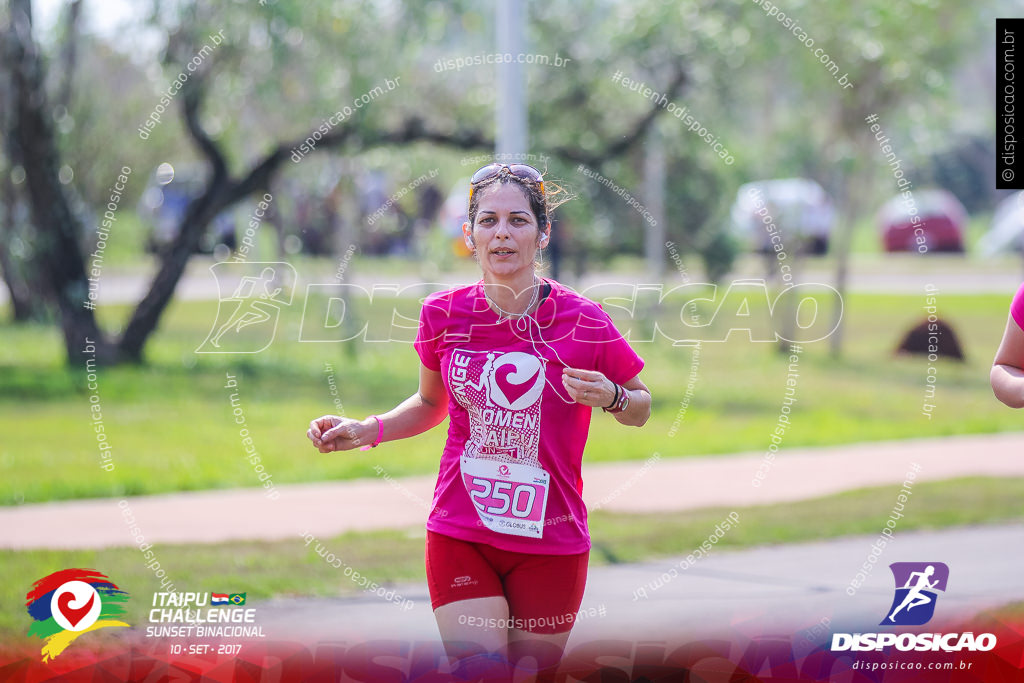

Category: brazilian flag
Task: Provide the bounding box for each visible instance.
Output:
[229,593,246,606]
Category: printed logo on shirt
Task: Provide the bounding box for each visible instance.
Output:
[488,352,545,410]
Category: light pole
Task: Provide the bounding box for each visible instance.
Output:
[495,0,527,159]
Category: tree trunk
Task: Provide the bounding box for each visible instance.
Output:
[829,162,871,358]
[7,0,113,364]
[828,192,855,358]
[0,174,40,321]
[777,240,801,355]
[0,251,37,321]
[55,0,83,111]
[117,182,225,360]
[0,8,41,322]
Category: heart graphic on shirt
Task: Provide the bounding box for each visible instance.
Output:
[495,364,540,404]
[488,352,545,410]
[57,591,95,628]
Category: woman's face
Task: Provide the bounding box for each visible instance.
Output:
[464,183,548,281]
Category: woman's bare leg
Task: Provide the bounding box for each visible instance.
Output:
[508,627,573,680]
[434,596,511,680]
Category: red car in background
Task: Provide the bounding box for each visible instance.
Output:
[879,188,966,253]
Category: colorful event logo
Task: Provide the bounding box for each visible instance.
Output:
[25,569,130,662]
[882,562,949,626]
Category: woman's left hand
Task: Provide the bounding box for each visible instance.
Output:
[561,367,616,407]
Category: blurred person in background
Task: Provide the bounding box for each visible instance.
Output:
[991,282,1024,407]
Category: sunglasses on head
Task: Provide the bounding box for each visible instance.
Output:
[468,163,545,204]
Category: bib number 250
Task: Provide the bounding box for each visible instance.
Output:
[468,478,538,518]
[460,455,550,538]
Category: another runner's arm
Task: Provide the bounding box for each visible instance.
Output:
[991,314,1024,408]
[311,363,449,451]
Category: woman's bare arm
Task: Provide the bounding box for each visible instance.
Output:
[560,368,651,427]
[308,363,449,452]
[991,315,1024,408]
[614,375,652,428]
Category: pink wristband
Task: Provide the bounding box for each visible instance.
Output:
[359,415,383,451]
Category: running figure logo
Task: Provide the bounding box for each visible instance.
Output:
[882,562,949,626]
[197,262,296,353]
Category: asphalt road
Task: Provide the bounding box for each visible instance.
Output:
[250,524,1024,647]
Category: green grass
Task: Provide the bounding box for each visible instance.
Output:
[0,476,1020,641]
[1,284,1020,505]
[587,476,1024,563]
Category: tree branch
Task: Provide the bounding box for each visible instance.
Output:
[56,0,83,111]
[118,72,231,359]
[182,76,228,183]
[550,63,689,166]
[118,55,670,360]
[225,117,492,205]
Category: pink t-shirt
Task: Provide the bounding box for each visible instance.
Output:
[414,277,645,555]
[1012,283,1024,330]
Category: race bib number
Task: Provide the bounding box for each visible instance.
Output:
[460,456,550,538]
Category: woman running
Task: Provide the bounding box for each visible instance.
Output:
[991,282,1024,407]
[307,163,651,679]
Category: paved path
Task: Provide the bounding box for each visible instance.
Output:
[3,258,1022,307]
[2,432,1022,550]
[252,524,1024,645]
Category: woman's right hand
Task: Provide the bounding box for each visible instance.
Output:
[307,415,368,453]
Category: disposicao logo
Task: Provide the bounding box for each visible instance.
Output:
[883,561,948,626]
[25,569,130,662]
[831,562,997,653]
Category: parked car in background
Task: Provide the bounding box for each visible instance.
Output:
[731,178,835,255]
[878,188,966,253]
